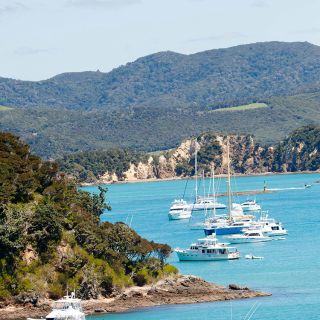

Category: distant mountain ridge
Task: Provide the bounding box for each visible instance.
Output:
[1,41,320,158]
[1,41,320,110]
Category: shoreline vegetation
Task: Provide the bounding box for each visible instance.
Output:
[0,275,270,320]
[80,170,320,187]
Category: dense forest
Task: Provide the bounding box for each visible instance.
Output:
[1,42,320,158]
[0,133,175,303]
[58,126,320,183]
[1,42,320,111]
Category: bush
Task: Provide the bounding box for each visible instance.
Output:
[163,264,178,275]
[133,273,147,287]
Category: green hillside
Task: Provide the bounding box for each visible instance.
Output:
[1,91,320,158]
[1,42,320,111]
[0,133,174,301]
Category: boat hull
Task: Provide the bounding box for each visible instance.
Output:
[168,211,192,220]
[204,226,247,236]
[190,203,226,211]
[176,250,240,261]
[241,205,261,212]
[226,237,272,244]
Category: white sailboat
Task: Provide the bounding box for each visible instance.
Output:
[204,138,255,236]
[168,142,225,220]
[189,164,227,229]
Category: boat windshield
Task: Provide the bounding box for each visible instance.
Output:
[53,301,82,311]
[197,238,217,246]
[245,232,261,237]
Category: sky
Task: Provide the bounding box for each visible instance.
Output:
[1,0,320,81]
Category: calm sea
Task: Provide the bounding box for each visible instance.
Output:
[82,173,320,320]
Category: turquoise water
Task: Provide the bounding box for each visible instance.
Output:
[82,173,320,319]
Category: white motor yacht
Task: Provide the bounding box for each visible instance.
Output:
[224,229,272,244]
[27,292,85,320]
[251,214,288,236]
[240,200,261,212]
[175,235,240,261]
[168,199,192,220]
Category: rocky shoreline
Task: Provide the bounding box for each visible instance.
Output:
[0,275,271,320]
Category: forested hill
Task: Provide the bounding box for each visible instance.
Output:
[0,132,174,303]
[1,41,320,158]
[1,41,320,110]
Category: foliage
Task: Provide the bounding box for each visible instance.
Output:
[0,133,174,301]
[58,148,147,182]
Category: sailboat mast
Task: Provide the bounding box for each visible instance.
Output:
[212,163,216,218]
[227,137,232,220]
[195,145,198,200]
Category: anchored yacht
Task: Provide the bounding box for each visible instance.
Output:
[240,199,261,212]
[251,213,288,236]
[175,235,240,261]
[224,229,272,244]
[168,199,192,220]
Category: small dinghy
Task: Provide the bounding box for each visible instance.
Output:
[245,254,264,260]
[273,237,286,241]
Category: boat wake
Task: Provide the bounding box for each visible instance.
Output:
[268,187,307,191]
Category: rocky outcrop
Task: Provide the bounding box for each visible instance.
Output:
[85,126,320,184]
[0,275,270,320]
[94,134,273,183]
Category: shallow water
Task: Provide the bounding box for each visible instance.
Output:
[82,173,320,319]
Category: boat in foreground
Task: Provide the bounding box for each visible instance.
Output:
[175,235,240,261]
[27,292,86,320]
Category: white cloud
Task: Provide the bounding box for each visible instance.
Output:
[14,46,51,56]
[0,1,27,16]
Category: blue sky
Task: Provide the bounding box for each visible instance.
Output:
[1,0,319,80]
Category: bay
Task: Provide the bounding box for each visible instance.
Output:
[82,173,320,319]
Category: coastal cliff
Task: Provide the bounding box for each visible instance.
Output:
[59,125,320,184]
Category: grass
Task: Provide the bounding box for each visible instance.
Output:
[0,106,13,111]
[211,102,268,112]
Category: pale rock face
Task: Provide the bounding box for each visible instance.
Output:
[309,148,318,157]
[57,241,72,261]
[172,139,193,162]
[296,142,304,153]
[124,162,155,181]
[99,171,118,183]
[96,134,276,183]
[22,244,38,265]
[158,155,167,164]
